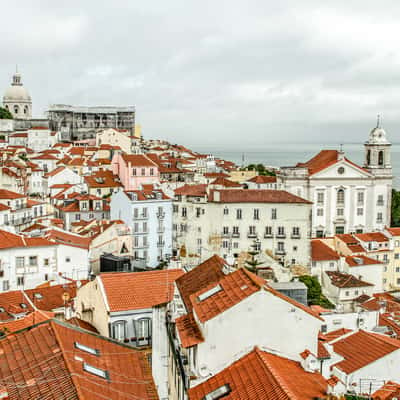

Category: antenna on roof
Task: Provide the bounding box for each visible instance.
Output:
[339,143,343,153]
[376,114,381,128]
[15,64,18,74]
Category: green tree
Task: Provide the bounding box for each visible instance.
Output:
[0,107,13,119]
[297,275,335,309]
[391,189,400,227]
[242,163,276,176]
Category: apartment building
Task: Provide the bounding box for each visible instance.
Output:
[173,187,312,268]
[110,186,173,268]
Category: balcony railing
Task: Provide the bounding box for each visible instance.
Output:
[264,233,273,238]
[157,212,165,218]
[275,249,286,256]
[232,232,240,238]
[276,233,286,239]
[247,232,257,238]
[291,234,301,239]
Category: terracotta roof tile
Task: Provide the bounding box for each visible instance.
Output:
[175,312,204,348]
[373,381,400,400]
[332,330,400,374]
[247,175,277,183]
[121,154,157,167]
[345,255,382,266]
[325,271,373,288]
[175,255,227,312]
[188,347,327,400]
[0,189,25,199]
[208,189,311,204]
[174,184,208,197]
[355,232,389,243]
[100,269,184,312]
[311,240,340,261]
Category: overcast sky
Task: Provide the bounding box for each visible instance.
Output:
[1,1,399,148]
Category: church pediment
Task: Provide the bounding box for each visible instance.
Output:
[311,158,372,179]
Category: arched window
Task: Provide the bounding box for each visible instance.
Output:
[133,318,151,346]
[14,105,19,115]
[366,149,371,165]
[5,105,9,110]
[378,151,384,166]
[337,188,345,204]
[111,320,126,341]
[24,106,28,115]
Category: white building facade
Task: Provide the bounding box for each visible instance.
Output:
[278,124,392,237]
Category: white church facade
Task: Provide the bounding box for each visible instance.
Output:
[278,122,393,237]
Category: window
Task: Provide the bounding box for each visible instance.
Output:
[395,253,400,260]
[357,208,363,216]
[134,208,139,218]
[265,226,272,236]
[182,207,187,217]
[317,208,324,217]
[277,226,285,237]
[232,226,239,235]
[277,242,285,251]
[141,168,145,175]
[29,256,38,267]
[75,342,99,356]
[223,207,229,215]
[17,276,24,286]
[345,291,349,296]
[271,208,277,220]
[249,226,256,235]
[253,209,260,220]
[377,195,384,206]
[132,168,137,176]
[44,258,50,267]
[142,208,148,218]
[357,191,364,204]
[222,240,228,249]
[378,150,384,166]
[150,168,154,176]
[16,257,24,268]
[377,212,383,223]
[83,363,109,380]
[335,226,345,234]
[337,189,345,204]
[172,205,178,213]
[223,226,229,235]
[203,384,232,400]
[337,208,344,216]
[396,267,400,272]
[292,227,300,237]
[317,192,324,204]
[112,321,126,341]
[316,230,324,238]
[75,214,81,221]
[3,281,9,291]
[236,209,242,220]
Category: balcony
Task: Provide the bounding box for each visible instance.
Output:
[222,232,230,238]
[247,232,257,239]
[275,249,286,256]
[157,211,165,219]
[232,232,240,238]
[157,241,165,247]
[264,233,273,239]
[276,233,286,239]
[133,213,148,220]
[377,201,384,206]
[291,234,301,239]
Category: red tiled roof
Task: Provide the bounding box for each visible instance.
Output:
[0,189,25,199]
[325,271,373,288]
[210,177,242,187]
[373,381,400,400]
[345,255,382,267]
[204,172,230,178]
[355,232,389,243]
[188,347,327,400]
[208,189,311,204]
[174,184,208,197]
[247,175,277,184]
[317,341,330,359]
[335,233,359,245]
[175,255,227,312]
[175,312,204,348]
[84,170,122,188]
[0,319,158,400]
[322,328,352,342]
[387,227,400,236]
[311,240,340,261]
[332,330,400,374]
[296,150,339,175]
[121,154,157,167]
[347,244,365,253]
[100,269,184,312]
[45,229,92,249]
[44,166,65,178]
[0,230,55,249]
[0,203,10,211]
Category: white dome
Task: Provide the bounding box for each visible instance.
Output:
[3,84,31,102]
[368,126,390,145]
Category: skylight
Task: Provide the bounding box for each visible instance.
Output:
[34,293,43,299]
[74,342,100,356]
[19,303,27,309]
[83,363,108,379]
[203,384,232,400]
[197,284,222,302]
